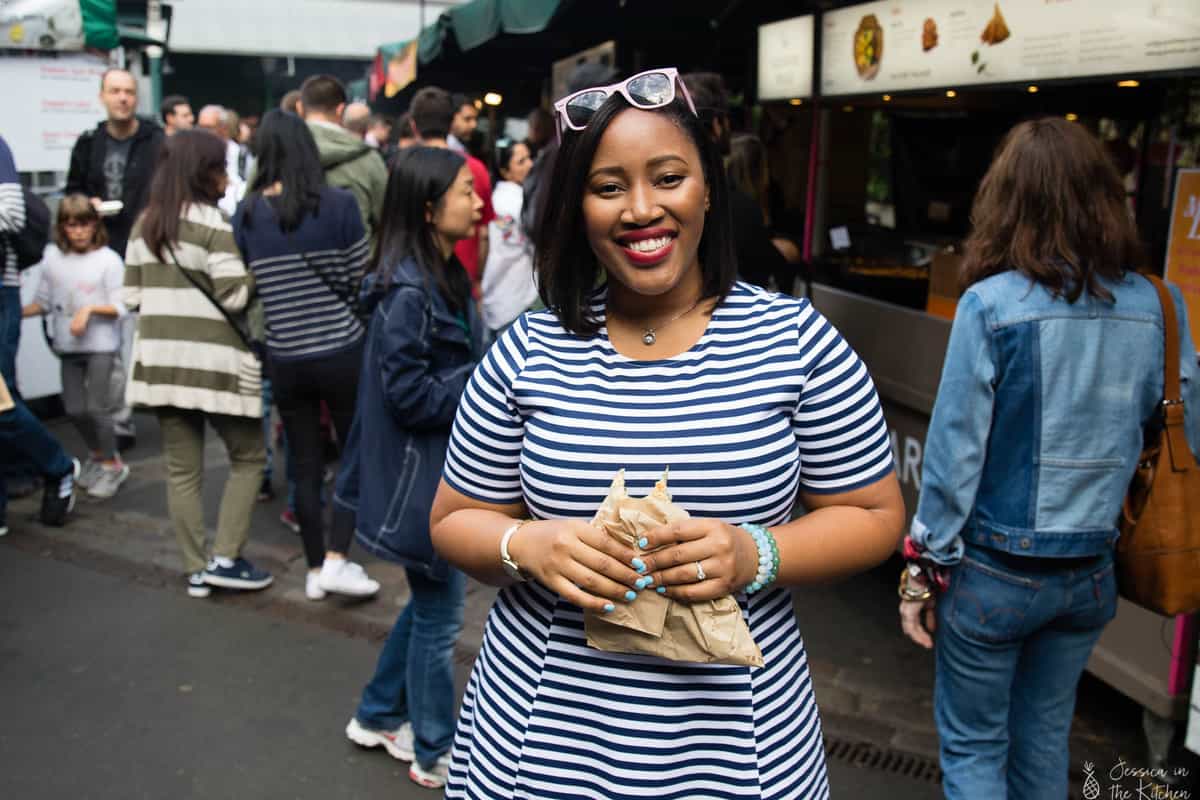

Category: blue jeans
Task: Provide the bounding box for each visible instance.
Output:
[356,566,466,769]
[1,285,20,389]
[935,546,1118,800]
[0,397,74,521]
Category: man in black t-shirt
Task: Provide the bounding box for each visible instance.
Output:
[65,69,164,450]
[66,69,164,259]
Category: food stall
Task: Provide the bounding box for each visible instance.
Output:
[784,0,1200,739]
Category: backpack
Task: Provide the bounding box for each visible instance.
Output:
[5,188,51,270]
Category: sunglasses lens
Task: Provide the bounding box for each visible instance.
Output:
[627,73,673,107]
[565,90,608,127]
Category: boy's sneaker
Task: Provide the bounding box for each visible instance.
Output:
[40,459,80,526]
[202,557,273,590]
[279,509,300,534]
[257,476,275,502]
[345,717,414,762]
[76,458,102,490]
[305,571,326,601]
[409,753,452,789]
[318,559,380,597]
[87,463,130,499]
[187,571,211,598]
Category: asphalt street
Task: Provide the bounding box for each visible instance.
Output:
[0,547,944,799]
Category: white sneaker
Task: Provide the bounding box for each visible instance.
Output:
[305,571,326,601]
[409,752,452,789]
[76,458,102,490]
[345,717,414,761]
[318,559,380,597]
[87,463,130,499]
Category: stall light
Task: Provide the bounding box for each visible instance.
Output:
[842,105,854,112]
[945,89,957,98]
[484,92,503,107]
[1117,79,1140,88]
[1026,85,1038,94]
[1065,112,1079,122]
[882,94,892,102]
[789,98,803,106]
[473,99,483,109]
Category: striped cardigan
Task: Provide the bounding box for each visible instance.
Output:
[124,203,262,418]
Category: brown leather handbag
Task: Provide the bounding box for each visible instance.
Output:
[1117,274,1200,616]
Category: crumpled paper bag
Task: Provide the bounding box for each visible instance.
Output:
[583,470,763,667]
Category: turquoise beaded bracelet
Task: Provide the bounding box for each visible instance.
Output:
[739,523,779,594]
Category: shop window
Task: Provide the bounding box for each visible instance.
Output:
[865,111,895,229]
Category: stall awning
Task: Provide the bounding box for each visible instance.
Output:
[0,0,119,51]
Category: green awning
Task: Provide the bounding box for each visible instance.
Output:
[80,0,119,51]
[375,0,565,66]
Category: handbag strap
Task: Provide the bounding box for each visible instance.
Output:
[1144,273,1192,472]
[163,240,256,354]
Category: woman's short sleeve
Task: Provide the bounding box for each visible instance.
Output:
[793,301,894,494]
[442,315,530,504]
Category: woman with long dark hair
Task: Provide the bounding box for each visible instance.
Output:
[898,117,1200,798]
[428,68,904,798]
[124,129,272,598]
[232,109,378,601]
[338,146,482,790]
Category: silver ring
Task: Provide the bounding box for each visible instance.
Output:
[695,561,706,581]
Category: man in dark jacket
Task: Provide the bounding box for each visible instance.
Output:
[66,68,164,258]
[65,68,164,450]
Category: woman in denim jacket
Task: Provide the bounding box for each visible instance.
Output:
[899,118,1200,799]
[335,146,484,790]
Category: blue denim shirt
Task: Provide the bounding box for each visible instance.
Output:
[913,271,1200,563]
[334,256,481,579]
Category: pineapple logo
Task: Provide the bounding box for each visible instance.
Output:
[1082,761,1101,800]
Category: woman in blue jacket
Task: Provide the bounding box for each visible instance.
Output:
[899,118,1200,799]
[338,145,482,790]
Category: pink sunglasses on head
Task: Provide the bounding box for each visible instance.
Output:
[552,67,698,141]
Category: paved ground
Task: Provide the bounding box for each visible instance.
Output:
[0,411,1163,798]
[1,548,945,799]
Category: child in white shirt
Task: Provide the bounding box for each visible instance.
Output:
[22,194,129,498]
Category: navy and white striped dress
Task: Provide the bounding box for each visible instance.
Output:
[442,283,894,800]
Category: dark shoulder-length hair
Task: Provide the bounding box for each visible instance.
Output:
[960,117,1144,302]
[243,108,325,233]
[533,87,738,337]
[140,129,227,260]
[371,145,471,313]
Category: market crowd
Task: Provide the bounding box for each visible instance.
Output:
[1,59,1198,800]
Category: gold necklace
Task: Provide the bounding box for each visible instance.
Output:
[612,297,703,346]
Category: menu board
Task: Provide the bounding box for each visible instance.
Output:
[821,0,1200,96]
[1,54,107,173]
[758,15,815,100]
[1164,169,1200,354]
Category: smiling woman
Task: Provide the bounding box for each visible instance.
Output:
[428,68,905,800]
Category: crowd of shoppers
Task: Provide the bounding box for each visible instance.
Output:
[2,57,1198,800]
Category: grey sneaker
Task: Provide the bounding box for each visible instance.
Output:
[76,458,102,491]
[87,463,130,499]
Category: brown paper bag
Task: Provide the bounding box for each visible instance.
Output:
[583,470,763,667]
[0,372,13,413]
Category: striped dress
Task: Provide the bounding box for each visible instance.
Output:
[442,283,895,800]
[123,203,261,418]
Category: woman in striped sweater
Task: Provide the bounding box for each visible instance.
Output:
[233,109,378,601]
[124,129,273,598]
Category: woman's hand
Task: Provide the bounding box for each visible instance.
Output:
[638,519,760,602]
[69,306,92,337]
[507,519,644,613]
[899,596,937,649]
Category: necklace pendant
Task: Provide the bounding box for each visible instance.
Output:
[642,330,657,346]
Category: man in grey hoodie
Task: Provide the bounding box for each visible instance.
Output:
[297,75,387,242]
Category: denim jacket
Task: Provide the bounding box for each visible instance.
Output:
[334,256,481,579]
[913,271,1200,564]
